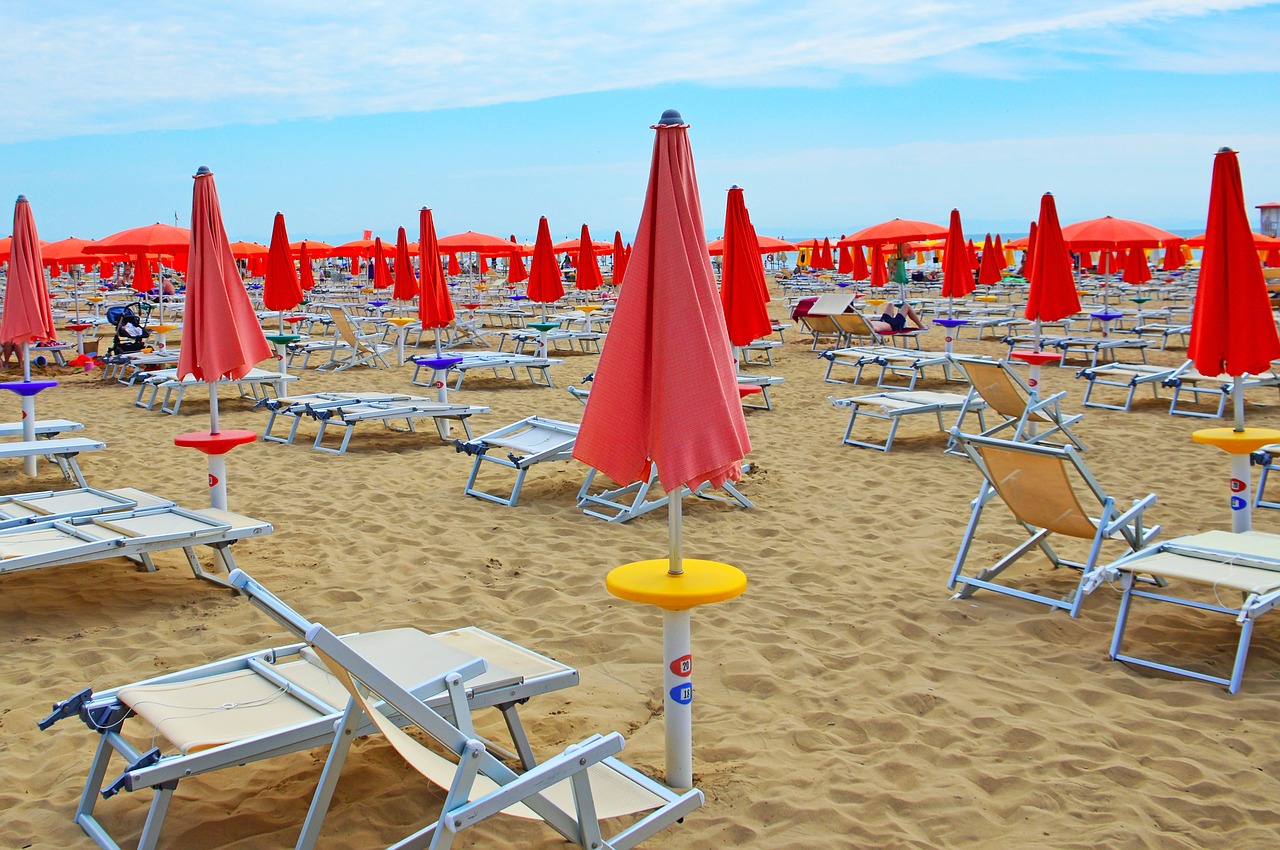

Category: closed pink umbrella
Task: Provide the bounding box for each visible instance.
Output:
[575,111,748,788]
[574,223,604,291]
[175,167,272,512]
[1,195,58,476]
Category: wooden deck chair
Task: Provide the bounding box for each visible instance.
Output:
[43,571,581,850]
[830,391,983,452]
[948,431,1159,617]
[222,572,702,850]
[951,356,1087,450]
[319,305,393,371]
[454,416,580,506]
[1083,530,1280,693]
[1076,362,1180,412]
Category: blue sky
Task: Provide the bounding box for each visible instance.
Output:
[3,1,1279,245]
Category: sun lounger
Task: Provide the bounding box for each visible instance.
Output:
[103,350,180,385]
[42,577,581,850]
[1123,322,1191,350]
[736,373,784,410]
[494,327,606,355]
[821,346,954,389]
[1161,361,1280,418]
[454,416,580,506]
[0,436,106,487]
[833,310,927,350]
[131,368,295,414]
[948,431,1159,617]
[1076,362,1179,411]
[1043,336,1150,367]
[306,397,488,452]
[1253,444,1280,510]
[798,292,854,350]
[221,570,702,850]
[0,503,271,583]
[0,418,84,438]
[951,356,1087,450]
[831,390,984,452]
[412,350,564,390]
[0,486,171,529]
[1084,530,1280,693]
[259,391,418,444]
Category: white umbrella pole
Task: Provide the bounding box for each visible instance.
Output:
[664,493,692,788]
[1234,376,1245,433]
[21,342,36,477]
[1231,377,1251,533]
[207,383,228,510]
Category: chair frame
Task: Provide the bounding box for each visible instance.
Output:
[951,356,1088,451]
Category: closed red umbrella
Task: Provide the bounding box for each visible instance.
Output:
[1025,193,1079,324]
[1020,221,1038,278]
[719,185,773,351]
[612,230,627,284]
[447,254,460,276]
[1,195,59,475]
[525,216,564,307]
[574,224,604,291]
[297,241,317,290]
[1121,246,1152,285]
[940,208,974,300]
[575,112,748,787]
[994,234,1007,267]
[176,167,271,510]
[870,244,888,287]
[978,233,1003,286]
[851,243,869,281]
[131,253,154,293]
[417,208,454,356]
[1161,239,1186,272]
[262,212,302,313]
[837,244,853,275]
[393,226,417,300]
[371,238,393,290]
[506,251,527,284]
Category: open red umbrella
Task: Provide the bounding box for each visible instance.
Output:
[1061,216,1178,249]
[393,226,417,300]
[839,218,948,248]
[1,195,59,475]
[707,234,797,256]
[176,167,272,511]
[438,231,518,255]
[290,239,332,258]
[525,216,564,308]
[612,230,627,284]
[574,223,605,291]
[371,238,393,290]
[719,185,773,352]
[297,242,317,290]
[978,233,1003,286]
[940,208,974,301]
[576,112,748,787]
[262,212,302,315]
[91,222,190,256]
[229,241,269,259]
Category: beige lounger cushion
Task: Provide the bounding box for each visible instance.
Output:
[1120,530,1280,595]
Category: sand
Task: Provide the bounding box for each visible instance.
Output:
[3,287,1280,849]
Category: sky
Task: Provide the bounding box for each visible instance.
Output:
[3,1,1280,245]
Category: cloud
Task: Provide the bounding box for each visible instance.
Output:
[1,1,1276,142]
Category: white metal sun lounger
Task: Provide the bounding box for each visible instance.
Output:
[132,368,296,414]
[412,351,564,390]
[454,416,580,506]
[0,418,84,438]
[258,391,420,444]
[830,391,984,452]
[41,586,581,850]
[0,486,171,530]
[0,503,271,583]
[0,436,106,487]
[821,346,955,389]
[1161,361,1280,418]
[307,398,489,453]
[1076,362,1179,412]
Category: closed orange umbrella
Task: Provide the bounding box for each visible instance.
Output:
[851,243,869,281]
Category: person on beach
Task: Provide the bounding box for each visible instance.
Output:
[872,301,925,334]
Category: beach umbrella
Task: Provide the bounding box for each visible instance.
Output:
[0,235,10,262]
[554,236,613,255]
[1188,148,1280,531]
[131,253,155,293]
[706,234,797,256]
[1021,193,1079,391]
[262,213,302,316]
[229,241,269,259]
[91,222,190,256]
[940,209,974,302]
[1019,221,1038,278]
[1,196,58,476]
[837,244,854,275]
[393,226,417,301]
[978,233,1003,286]
[175,166,272,512]
[1266,248,1280,268]
[289,239,332,258]
[438,231,518,256]
[851,244,869,281]
[370,238,393,290]
[574,223,604,291]
[841,218,947,288]
[417,208,454,356]
[297,242,317,290]
[870,244,888,288]
[1161,239,1186,272]
[525,216,564,309]
[1061,216,1178,249]
[506,250,528,284]
[42,237,99,267]
[575,111,748,789]
[612,230,627,284]
[995,234,1009,268]
[1121,246,1152,285]
[719,185,773,357]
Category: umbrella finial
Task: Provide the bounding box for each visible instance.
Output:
[16,194,27,203]
[729,184,741,191]
[1218,146,1235,154]
[195,165,212,177]
[658,109,684,126]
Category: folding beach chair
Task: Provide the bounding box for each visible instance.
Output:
[830,390,984,452]
[1084,530,1280,693]
[1076,362,1181,412]
[307,397,488,453]
[735,373,784,411]
[223,571,703,850]
[948,431,1159,617]
[798,292,853,350]
[951,356,1087,450]
[42,572,582,850]
[454,416,580,506]
[132,369,295,414]
[318,305,394,371]
[832,309,927,350]
[0,503,271,584]
[576,463,754,523]
[1046,336,1150,368]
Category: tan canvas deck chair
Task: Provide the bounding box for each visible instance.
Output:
[42,572,582,850]
[1083,530,1280,693]
[228,570,703,850]
[832,309,927,350]
[830,391,984,452]
[799,292,854,350]
[952,356,1087,450]
[319,305,394,371]
[949,431,1159,617]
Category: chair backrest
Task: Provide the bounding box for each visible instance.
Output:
[973,441,1098,539]
[959,359,1036,420]
[323,307,369,351]
[807,292,856,315]
[832,311,880,341]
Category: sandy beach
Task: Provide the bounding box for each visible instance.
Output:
[3,284,1280,849]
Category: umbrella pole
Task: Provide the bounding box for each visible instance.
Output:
[663,492,693,788]
[20,342,36,477]
[1231,377,1252,532]
[207,383,230,511]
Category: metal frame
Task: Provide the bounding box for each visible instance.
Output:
[454,416,580,506]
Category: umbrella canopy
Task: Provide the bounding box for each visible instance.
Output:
[1024,194,1080,323]
[178,167,272,382]
[1061,216,1178,250]
[839,218,948,248]
[1182,231,1280,248]
[978,233,1003,285]
[1161,239,1186,272]
[574,224,605,291]
[574,110,749,492]
[289,239,332,258]
[525,217,564,305]
[1188,148,1280,378]
[89,222,190,256]
[393,226,417,300]
[417,208,454,330]
[719,186,773,348]
[371,238,393,290]
[437,231,519,255]
[332,237,380,258]
[707,234,797,256]
[554,236,613,255]
[41,237,101,265]
[851,244,869,281]
[229,241,268,259]
[0,235,10,262]
[298,241,317,290]
[612,230,628,284]
[1,196,57,345]
[869,244,888,287]
[1122,246,1152,285]
[262,212,302,312]
[940,209,974,299]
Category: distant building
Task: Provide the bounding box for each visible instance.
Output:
[1258,202,1280,237]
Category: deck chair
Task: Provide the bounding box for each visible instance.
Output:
[132,369,295,414]
[832,310,927,350]
[948,431,1159,617]
[0,417,84,439]
[0,503,271,584]
[1076,362,1180,412]
[454,416,580,506]
[0,436,106,487]
[224,570,702,850]
[951,356,1087,450]
[576,463,753,523]
[799,292,854,350]
[1047,336,1150,368]
[43,573,582,850]
[1083,530,1280,693]
[1161,361,1280,418]
[307,397,488,452]
[259,391,419,444]
[735,373,784,411]
[318,305,393,371]
[830,391,984,452]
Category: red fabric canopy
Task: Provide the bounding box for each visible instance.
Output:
[263,212,302,312]
[978,233,1003,286]
[612,230,627,284]
[839,218,948,248]
[1121,246,1152,285]
[719,186,773,347]
[393,226,418,300]
[417,208,454,330]
[525,217,564,305]
[90,222,190,256]
[707,234,796,256]
[289,240,332,258]
[574,223,605,291]
[438,231,519,255]
[1188,148,1280,377]
[940,209,974,299]
[298,241,317,291]
[1,196,56,345]
[573,112,749,491]
[132,253,154,293]
[1061,216,1178,249]
[178,168,271,382]
[1024,194,1080,323]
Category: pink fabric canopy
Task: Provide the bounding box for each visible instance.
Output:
[1,196,56,345]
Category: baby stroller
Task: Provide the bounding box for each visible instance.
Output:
[106,302,152,356]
